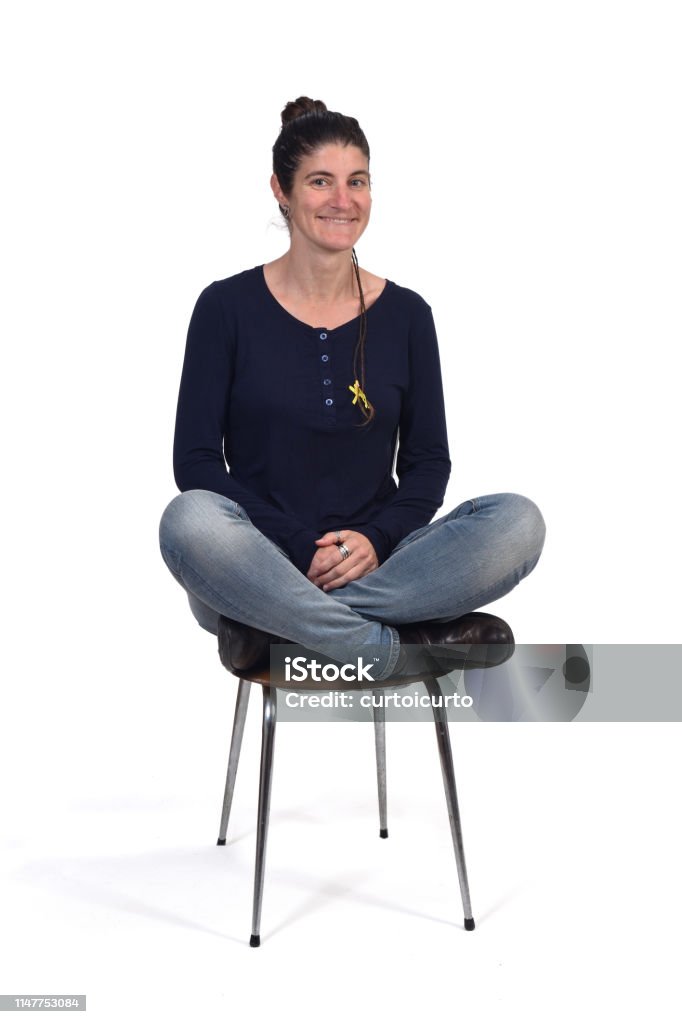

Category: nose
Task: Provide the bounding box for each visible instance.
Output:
[329,184,353,209]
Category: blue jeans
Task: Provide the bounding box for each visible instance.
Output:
[158,490,546,681]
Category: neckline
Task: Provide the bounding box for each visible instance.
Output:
[257,264,391,333]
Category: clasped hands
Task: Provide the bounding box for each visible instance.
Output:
[306,530,378,591]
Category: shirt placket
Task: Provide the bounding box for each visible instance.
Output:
[317,329,337,425]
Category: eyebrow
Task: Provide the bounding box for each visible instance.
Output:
[304,170,369,179]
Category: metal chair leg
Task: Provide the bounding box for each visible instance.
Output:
[424,677,475,931]
[372,691,388,838]
[217,679,251,845]
[250,685,277,947]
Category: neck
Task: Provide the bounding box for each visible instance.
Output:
[275,242,358,304]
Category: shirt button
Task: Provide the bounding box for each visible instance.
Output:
[323,378,331,385]
[321,354,329,362]
[319,332,328,340]
[325,398,333,406]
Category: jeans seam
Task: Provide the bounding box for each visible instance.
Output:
[159,543,181,580]
[383,625,401,678]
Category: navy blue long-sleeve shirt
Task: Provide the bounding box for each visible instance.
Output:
[173,265,451,574]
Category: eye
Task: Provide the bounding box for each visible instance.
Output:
[311,177,329,186]
[350,178,368,188]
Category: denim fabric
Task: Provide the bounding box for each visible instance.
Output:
[159,489,545,681]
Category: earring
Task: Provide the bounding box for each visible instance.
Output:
[282,205,290,218]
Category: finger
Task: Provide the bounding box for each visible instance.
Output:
[322,563,366,591]
[309,549,344,581]
[313,544,351,578]
[317,531,348,547]
[318,554,368,590]
[314,559,348,586]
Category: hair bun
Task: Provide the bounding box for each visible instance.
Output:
[280,96,328,127]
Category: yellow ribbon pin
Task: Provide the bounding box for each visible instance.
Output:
[348,379,369,410]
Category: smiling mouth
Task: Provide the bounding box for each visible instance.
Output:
[318,217,356,224]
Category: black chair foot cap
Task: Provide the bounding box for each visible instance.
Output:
[250,934,260,947]
[216,838,226,846]
[380,828,388,838]
[464,917,475,931]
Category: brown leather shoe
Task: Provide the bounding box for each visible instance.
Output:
[395,612,515,676]
[218,618,285,673]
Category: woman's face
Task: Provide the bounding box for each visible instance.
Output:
[272,143,371,253]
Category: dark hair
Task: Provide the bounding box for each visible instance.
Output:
[273,97,375,426]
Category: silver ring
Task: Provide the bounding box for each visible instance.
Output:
[338,543,351,560]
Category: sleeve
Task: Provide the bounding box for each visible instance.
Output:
[172,282,319,574]
[354,299,451,565]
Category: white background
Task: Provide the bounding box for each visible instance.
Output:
[1,1,680,1021]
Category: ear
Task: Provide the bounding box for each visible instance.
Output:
[270,173,287,207]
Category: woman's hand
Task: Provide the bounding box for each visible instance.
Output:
[306,530,379,591]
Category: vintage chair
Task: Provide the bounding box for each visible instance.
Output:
[214,613,515,946]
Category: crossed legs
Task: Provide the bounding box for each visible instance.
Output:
[158,489,545,680]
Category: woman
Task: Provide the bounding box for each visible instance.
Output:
[159,96,546,681]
